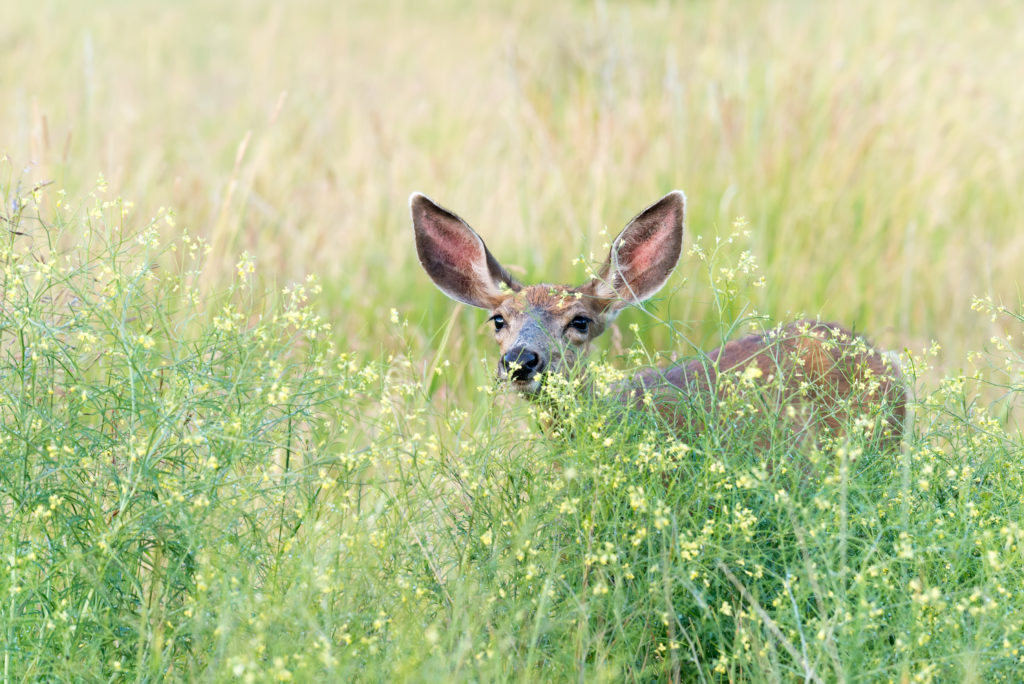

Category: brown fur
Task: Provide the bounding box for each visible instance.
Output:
[626,320,905,449]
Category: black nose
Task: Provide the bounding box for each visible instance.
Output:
[502,349,542,382]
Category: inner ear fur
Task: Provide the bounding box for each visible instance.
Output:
[586,190,685,312]
[410,193,521,309]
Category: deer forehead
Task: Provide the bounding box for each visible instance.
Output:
[497,285,594,315]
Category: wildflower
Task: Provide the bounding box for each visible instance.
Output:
[235,252,255,279]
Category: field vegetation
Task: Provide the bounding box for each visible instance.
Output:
[2,0,1024,680]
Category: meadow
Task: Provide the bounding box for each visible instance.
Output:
[2,0,1024,680]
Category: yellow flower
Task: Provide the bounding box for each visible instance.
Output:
[741,365,763,381]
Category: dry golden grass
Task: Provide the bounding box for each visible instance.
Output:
[4,0,1023,389]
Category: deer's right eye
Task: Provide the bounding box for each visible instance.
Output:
[490,315,506,332]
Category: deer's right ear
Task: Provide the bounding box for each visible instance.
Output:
[410,193,521,309]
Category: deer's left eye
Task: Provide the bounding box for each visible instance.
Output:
[568,316,592,334]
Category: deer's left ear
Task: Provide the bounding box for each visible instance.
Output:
[585,191,685,313]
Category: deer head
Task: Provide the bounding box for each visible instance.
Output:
[411,191,685,395]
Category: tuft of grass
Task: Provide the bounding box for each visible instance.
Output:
[0,179,362,678]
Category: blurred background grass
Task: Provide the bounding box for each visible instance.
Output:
[4,0,1023,389]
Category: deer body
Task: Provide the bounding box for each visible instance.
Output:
[623,320,904,448]
[411,191,905,447]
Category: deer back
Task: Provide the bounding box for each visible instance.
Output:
[627,321,905,449]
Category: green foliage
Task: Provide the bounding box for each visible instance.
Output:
[2,180,1023,681]
[0,181,362,678]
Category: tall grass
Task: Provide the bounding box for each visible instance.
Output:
[3,0,1024,383]
[3,0,1024,680]
[2,179,1023,680]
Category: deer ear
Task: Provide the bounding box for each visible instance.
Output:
[411,193,521,309]
[586,190,685,312]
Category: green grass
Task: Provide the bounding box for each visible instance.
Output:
[2,181,1023,681]
[3,0,1024,680]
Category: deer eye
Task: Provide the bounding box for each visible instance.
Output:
[568,316,592,334]
[490,315,506,332]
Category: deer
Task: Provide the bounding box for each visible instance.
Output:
[410,190,906,451]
